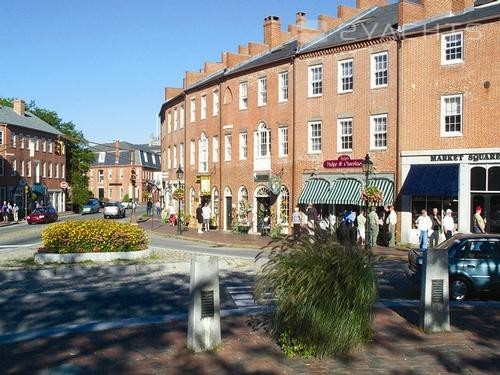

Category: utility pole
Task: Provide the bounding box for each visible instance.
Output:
[130,148,137,225]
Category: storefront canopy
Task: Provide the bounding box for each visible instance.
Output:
[401,165,459,196]
[32,183,47,196]
[297,178,331,204]
[324,178,363,206]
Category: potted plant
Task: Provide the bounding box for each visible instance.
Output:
[237,199,253,234]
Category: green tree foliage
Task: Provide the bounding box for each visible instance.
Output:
[1,97,94,211]
[255,231,378,358]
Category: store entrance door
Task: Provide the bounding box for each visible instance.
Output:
[471,194,500,234]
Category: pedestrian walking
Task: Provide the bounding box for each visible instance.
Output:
[357,209,366,246]
[196,204,204,233]
[442,209,454,240]
[367,207,379,248]
[146,200,153,216]
[12,203,19,222]
[292,206,302,241]
[202,202,211,232]
[1,201,8,223]
[387,205,397,247]
[155,200,161,216]
[416,209,433,250]
[429,207,442,248]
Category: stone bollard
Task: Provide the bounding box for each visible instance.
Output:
[419,248,450,332]
[187,255,221,352]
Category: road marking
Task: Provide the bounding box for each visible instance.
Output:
[0,244,39,248]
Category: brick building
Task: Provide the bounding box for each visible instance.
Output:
[87,141,161,206]
[0,99,66,215]
[159,0,499,239]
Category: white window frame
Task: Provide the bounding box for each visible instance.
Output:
[338,59,353,93]
[20,133,24,149]
[11,133,16,149]
[200,95,207,120]
[62,163,65,179]
[190,140,195,166]
[42,138,46,152]
[212,137,219,163]
[180,105,185,128]
[55,163,59,178]
[212,89,219,116]
[255,123,270,158]
[34,136,39,151]
[337,118,353,152]
[440,94,463,137]
[278,127,288,157]
[371,52,388,88]
[167,146,171,169]
[198,133,208,173]
[143,151,148,163]
[441,31,463,65]
[11,159,16,176]
[42,162,46,178]
[239,133,247,160]
[239,82,248,110]
[98,152,105,163]
[173,145,177,168]
[308,64,323,97]
[0,131,4,146]
[180,142,184,167]
[278,71,288,102]
[98,169,104,183]
[224,134,232,161]
[258,77,267,106]
[48,140,53,153]
[167,111,172,133]
[190,97,196,123]
[308,121,322,153]
[370,114,388,150]
[174,107,178,130]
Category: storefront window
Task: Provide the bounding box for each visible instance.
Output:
[471,167,486,191]
[411,196,458,228]
[488,167,500,191]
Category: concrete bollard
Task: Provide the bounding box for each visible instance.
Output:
[419,248,450,333]
[187,255,221,352]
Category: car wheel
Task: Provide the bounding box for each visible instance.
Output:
[450,277,471,301]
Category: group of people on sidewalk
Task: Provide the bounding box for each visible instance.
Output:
[196,202,212,233]
[1,201,20,223]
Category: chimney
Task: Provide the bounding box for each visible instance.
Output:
[13,99,25,116]
[263,15,282,48]
[115,140,120,164]
[296,12,307,28]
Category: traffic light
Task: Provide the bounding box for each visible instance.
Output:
[54,141,62,155]
[130,169,137,187]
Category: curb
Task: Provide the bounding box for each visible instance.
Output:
[34,248,153,265]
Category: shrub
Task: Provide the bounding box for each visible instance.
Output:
[41,219,149,253]
[254,231,378,358]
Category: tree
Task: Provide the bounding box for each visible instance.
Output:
[1,97,95,212]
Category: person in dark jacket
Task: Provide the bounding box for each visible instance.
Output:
[196,204,204,233]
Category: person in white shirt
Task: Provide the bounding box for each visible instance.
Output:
[415,209,433,250]
[387,206,397,247]
[442,209,455,240]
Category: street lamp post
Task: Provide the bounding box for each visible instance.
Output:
[130,168,137,225]
[361,154,374,251]
[176,165,184,235]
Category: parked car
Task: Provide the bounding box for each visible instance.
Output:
[103,201,126,219]
[81,199,100,215]
[121,201,132,209]
[406,233,500,301]
[27,206,58,225]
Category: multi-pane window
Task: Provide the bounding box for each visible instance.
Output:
[258,77,267,106]
[279,127,288,157]
[173,145,177,167]
[20,133,24,149]
[55,164,59,178]
[180,105,185,128]
[239,133,247,160]
[256,123,270,158]
[34,136,39,151]
[11,159,16,176]
[190,97,196,122]
[213,89,219,116]
[278,71,288,102]
[441,94,463,136]
[224,134,232,161]
[42,138,46,152]
[199,133,208,172]
[308,64,323,97]
[167,146,171,169]
[371,52,388,88]
[174,107,178,130]
[280,186,290,224]
[48,140,53,153]
[26,160,31,177]
[180,143,184,166]
[61,164,65,179]
[239,82,248,110]
[21,160,25,176]
[42,162,46,178]
[200,95,207,119]
[308,121,322,153]
[0,131,4,145]
[167,111,172,133]
[143,151,148,163]
[190,140,195,165]
[338,59,353,93]
[11,133,16,148]
[98,152,105,163]
[337,118,353,151]
[212,137,219,163]
[371,114,388,149]
[442,31,463,64]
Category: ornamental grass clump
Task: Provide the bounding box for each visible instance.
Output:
[255,231,378,358]
[40,219,149,253]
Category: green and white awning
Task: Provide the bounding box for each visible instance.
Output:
[368,178,394,206]
[325,178,362,205]
[297,178,332,204]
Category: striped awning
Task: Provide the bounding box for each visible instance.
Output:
[297,178,332,204]
[368,178,394,206]
[325,178,362,206]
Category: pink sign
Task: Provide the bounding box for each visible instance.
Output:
[323,155,363,169]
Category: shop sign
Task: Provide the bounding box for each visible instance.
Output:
[200,176,211,195]
[430,152,500,163]
[323,155,363,169]
[269,175,282,195]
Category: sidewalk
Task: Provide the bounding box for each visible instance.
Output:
[140,217,410,260]
[0,304,498,374]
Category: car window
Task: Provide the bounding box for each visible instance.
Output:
[466,240,496,259]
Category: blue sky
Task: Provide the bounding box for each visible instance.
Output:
[1,0,361,145]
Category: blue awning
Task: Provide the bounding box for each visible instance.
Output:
[401,165,458,196]
[298,178,332,204]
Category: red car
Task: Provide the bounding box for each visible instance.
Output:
[27,206,58,225]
